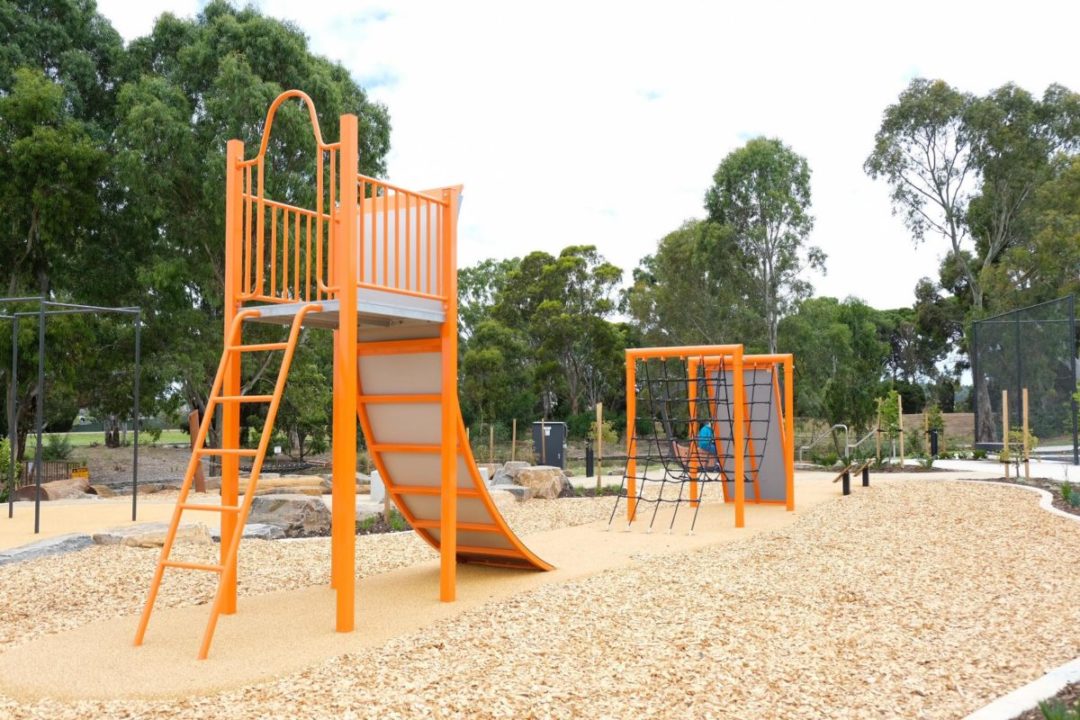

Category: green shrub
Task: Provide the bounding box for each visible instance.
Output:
[972,449,988,460]
[42,434,73,461]
[918,454,934,470]
[1062,482,1080,508]
[1039,697,1080,720]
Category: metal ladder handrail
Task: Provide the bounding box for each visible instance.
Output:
[798,423,849,462]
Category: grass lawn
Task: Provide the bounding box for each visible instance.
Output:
[24,429,189,456]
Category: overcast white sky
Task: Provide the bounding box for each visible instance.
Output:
[98,0,1080,310]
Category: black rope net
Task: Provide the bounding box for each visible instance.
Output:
[609,356,776,533]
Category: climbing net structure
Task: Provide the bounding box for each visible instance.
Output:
[610,345,795,533]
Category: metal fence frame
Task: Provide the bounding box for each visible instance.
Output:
[971,295,1078,465]
[2,297,143,533]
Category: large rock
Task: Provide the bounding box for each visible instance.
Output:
[92,522,212,548]
[247,494,331,538]
[514,466,568,500]
[211,523,285,541]
[488,488,524,510]
[0,533,93,566]
[492,461,531,486]
[14,477,92,501]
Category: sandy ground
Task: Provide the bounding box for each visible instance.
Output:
[0,472,1078,718]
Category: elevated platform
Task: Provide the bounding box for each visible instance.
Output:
[245,288,445,330]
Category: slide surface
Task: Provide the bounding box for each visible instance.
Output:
[357,336,552,571]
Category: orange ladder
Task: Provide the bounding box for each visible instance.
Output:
[133,303,322,659]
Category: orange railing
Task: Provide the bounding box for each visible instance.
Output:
[228,90,451,308]
[357,178,448,301]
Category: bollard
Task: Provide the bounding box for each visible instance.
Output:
[862,464,869,487]
[585,441,594,478]
[842,469,851,496]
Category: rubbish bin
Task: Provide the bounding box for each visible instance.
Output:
[532,421,567,468]
[929,429,939,457]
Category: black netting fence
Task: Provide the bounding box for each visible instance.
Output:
[971,296,1078,463]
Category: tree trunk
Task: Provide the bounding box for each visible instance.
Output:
[15,476,91,501]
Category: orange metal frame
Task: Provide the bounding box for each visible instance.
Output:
[625,347,795,529]
[134,90,480,659]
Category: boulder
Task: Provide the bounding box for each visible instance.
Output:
[488,488,522,511]
[494,485,532,502]
[514,466,567,500]
[492,461,530,486]
[93,522,212,548]
[211,523,285,541]
[247,494,331,538]
[0,533,93,566]
[88,484,116,498]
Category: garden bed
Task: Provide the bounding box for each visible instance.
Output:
[984,476,1080,518]
[1013,681,1080,719]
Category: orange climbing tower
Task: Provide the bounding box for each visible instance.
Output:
[134,90,551,659]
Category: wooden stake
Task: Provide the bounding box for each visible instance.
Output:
[1002,390,1010,479]
[898,394,905,466]
[1022,387,1030,480]
[595,402,603,492]
[540,420,547,466]
[188,410,207,494]
[511,419,517,462]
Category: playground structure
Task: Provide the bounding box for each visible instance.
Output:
[612,345,794,532]
[134,90,551,660]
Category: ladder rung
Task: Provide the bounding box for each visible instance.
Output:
[196,448,258,457]
[181,503,241,513]
[162,560,225,573]
[230,342,289,353]
[370,443,441,453]
[412,519,499,533]
[357,394,441,404]
[216,395,274,403]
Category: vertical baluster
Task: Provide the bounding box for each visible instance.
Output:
[281,208,290,299]
[244,165,252,295]
[358,180,366,284]
[426,199,433,295]
[404,192,411,291]
[382,188,389,288]
[394,190,401,290]
[270,205,278,300]
[328,149,336,294]
[256,159,265,297]
[294,212,300,299]
[414,193,421,292]
[369,183,378,284]
[305,213,312,302]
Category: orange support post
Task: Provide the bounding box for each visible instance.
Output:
[439,186,461,601]
[221,138,244,614]
[784,356,795,511]
[687,359,699,507]
[731,350,746,528]
[625,355,637,523]
[330,114,358,632]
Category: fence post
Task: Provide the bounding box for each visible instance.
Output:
[511,418,517,462]
[1002,390,1010,479]
[1022,387,1030,480]
[595,402,603,492]
[897,394,904,467]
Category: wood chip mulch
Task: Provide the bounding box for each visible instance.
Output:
[2,481,1080,719]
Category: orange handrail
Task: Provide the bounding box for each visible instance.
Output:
[226,90,455,309]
